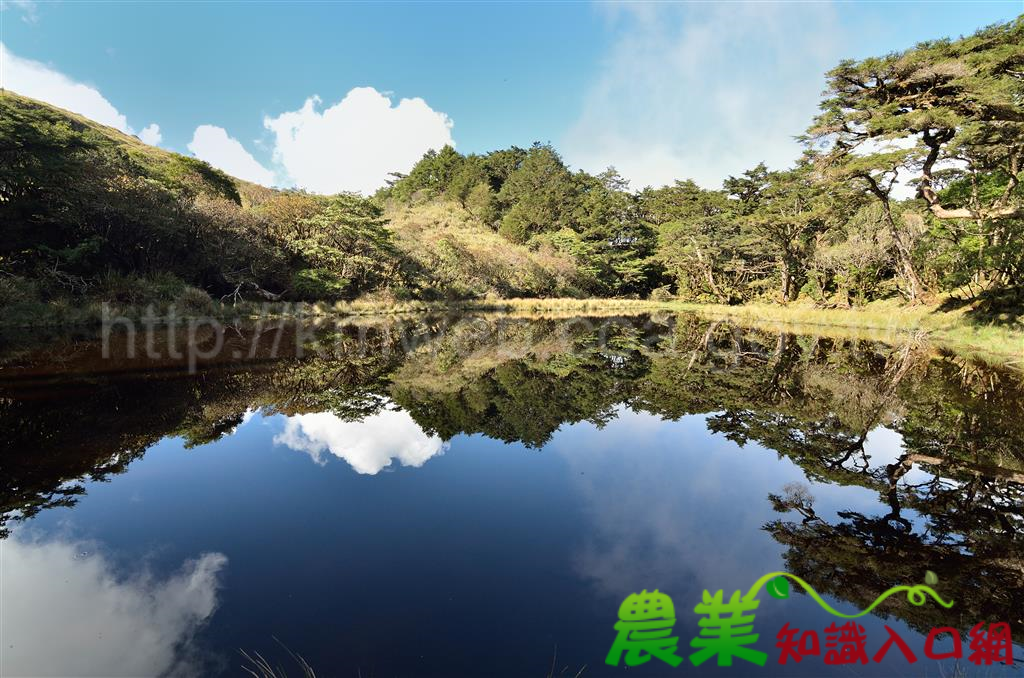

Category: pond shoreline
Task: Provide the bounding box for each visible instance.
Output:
[4,297,1021,363]
[672,300,1022,365]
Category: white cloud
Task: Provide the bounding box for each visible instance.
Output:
[275,408,448,474]
[563,3,845,190]
[264,87,455,195]
[0,43,159,136]
[0,535,227,677]
[138,122,162,146]
[0,45,450,193]
[187,124,276,185]
[1,0,38,23]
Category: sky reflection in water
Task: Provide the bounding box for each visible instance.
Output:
[1,314,1022,676]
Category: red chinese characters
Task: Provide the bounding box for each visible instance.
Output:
[823,621,868,665]
[775,622,820,664]
[872,625,917,663]
[968,622,1013,666]
[775,622,1014,666]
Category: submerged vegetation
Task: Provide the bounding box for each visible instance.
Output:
[1,18,1022,344]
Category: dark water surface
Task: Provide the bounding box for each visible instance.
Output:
[1,312,1022,677]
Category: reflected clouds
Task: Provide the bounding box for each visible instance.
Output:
[0,535,227,677]
[863,426,933,485]
[553,408,805,598]
[274,408,448,474]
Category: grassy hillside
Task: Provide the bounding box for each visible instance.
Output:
[2,92,241,201]
[0,91,596,325]
[385,200,583,299]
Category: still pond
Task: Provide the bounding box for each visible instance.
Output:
[1,312,1022,676]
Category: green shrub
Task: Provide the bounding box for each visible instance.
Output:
[0,275,42,306]
[649,285,674,302]
[0,275,48,324]
[387,200,583,300]
[176,286,216,315]
[292,268,351,300]
[96,272,188,304]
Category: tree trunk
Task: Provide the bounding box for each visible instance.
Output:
[862,174,927,303]
[881,199,926,303]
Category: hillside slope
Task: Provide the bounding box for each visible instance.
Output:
[0,92,591,324]
[385,201,582,299]
[2,91,242,201]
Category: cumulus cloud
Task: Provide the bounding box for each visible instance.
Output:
[264,87,455,195]
[0,45,450,193]
[0,535,227,677]
[0,43,160,137]
[187,124,276,185]
[563,3,845,190]
[275,408,448,474]
[138,122,162,146]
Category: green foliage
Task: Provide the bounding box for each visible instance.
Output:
[387,144,665,297]
[446,155,488,207]
[496,144,577,243]
[384,145,464,203]
[387,201,580,299]
[282,194,401,298]
[291,268,351,300]
[176,286,216,314]
[722,163,770,215]
[1,93,264,303]
[807,17,1024,300]
[642,180,748,302]
[649,285,673,302]
[464,181,498,224]
[568,169,661,296]
[741,166,829,302]
[813,203,896,305]
[0,93,406,308]
[148,155,241,204]
[4,17,1024,312]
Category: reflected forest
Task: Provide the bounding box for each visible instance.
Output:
[3,312,1022,645]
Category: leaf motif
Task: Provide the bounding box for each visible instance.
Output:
[767,576,791,600]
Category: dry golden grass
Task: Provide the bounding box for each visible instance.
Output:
[308,296,1023,364]
[385,201,581,298]
[313,296,668,318]
[672,298,1024,364]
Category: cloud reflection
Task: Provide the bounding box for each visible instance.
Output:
[275,408,448,474]
[553,408,805,598]
[0,536,227,677]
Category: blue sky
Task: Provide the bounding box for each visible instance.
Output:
[2,1,1021,192]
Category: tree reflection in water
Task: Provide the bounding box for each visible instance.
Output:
[2,312,1022,641]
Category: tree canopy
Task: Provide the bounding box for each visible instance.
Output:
[3,17,1022,313]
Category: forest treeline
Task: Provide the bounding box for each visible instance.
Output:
[1,18,1021,319]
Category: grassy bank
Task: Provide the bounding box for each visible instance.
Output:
[314,296,668,318]
[319,298,1024,362]
[0,296,671,328]
[672,299,1023,364]
[4,295,1021,363]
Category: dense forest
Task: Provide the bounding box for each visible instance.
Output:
[1,18,1021,319]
